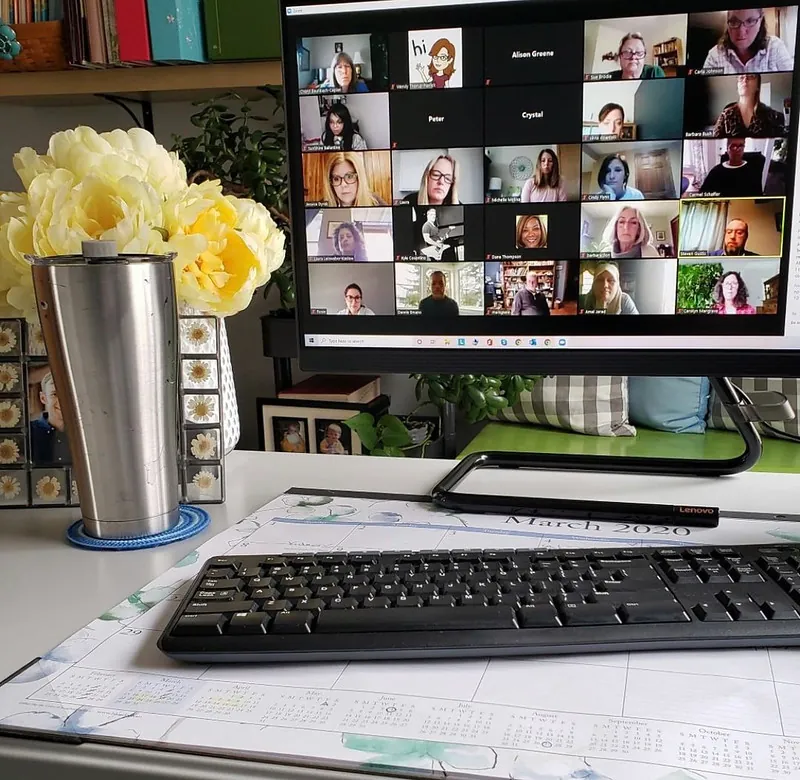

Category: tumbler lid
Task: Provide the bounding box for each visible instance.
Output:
[82,240,118,259]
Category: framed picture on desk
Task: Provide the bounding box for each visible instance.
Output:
[257,394,390,456]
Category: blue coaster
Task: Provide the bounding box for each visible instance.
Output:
[66,505,210,551]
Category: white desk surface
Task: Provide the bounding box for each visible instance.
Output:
[1,450,798,682]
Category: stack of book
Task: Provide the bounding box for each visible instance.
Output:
[278,375,382,405]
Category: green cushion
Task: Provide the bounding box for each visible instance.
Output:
[458,423,800,474]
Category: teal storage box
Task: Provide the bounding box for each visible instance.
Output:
[146,0,208,62]
[204,0,281,61]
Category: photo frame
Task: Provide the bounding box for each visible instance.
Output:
[257,395,390,456]
[0,315,226,510]
[655,230,667,242]
[334,41,344,53]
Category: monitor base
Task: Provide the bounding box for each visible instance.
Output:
[430,378,763,519]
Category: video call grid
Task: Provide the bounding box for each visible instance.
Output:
[291,8,797,319]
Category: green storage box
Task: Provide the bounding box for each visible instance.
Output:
[204,0,281,61]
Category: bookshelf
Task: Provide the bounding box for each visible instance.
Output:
[653,37,683,78]
[0,60,283,106]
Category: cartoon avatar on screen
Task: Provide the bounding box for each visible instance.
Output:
[416,38,457,88]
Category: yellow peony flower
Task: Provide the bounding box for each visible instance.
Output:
[0,126,285,320]
[165,180,285,317]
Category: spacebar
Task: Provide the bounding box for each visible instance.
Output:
[316,606,518,633]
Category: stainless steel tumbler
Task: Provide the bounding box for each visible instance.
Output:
[30,240,181,539]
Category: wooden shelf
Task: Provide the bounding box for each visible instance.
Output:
[0,59,283,105]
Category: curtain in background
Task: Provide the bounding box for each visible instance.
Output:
[681,199,729,252]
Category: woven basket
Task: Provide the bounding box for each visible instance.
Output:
[0,21,68,73]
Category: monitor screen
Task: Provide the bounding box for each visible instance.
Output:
[281,0,800,376]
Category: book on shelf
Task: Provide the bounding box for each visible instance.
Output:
[278,375,382,405]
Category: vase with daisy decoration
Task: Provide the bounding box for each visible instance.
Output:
[0,125,287,469]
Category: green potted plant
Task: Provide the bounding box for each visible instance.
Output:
[344,409,440,458]
[171,88,296,360]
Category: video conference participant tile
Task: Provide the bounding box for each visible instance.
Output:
[485,84,583,146]
[686,8,797,75]
[583,14,688,81]
[305,207,394,263]
[678,196,785,258]
[389,27,484,90]
[581,140,683,202]
[297,34,390,95]
[308,262,396,316]
[392,204,484,262]
[485,144,582,203]
[389,89,484,149]
[580,200,680,259]
[579,259,679,315]
[483,21,584,86]
[681,137,785,198]
[395,262,484,316]
[300,94,391,152]
[683,73,791,138]
[484,260,580,316]
[582,79,685,142]
[303,151,392,208]
[484,202,581,261]
[392,148,484,206]
[676,257,781,314]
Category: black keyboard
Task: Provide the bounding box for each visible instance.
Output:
[158,544,800,663]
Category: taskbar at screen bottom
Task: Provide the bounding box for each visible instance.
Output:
[304,333,800,350]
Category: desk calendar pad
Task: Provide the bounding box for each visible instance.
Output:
[2,488,800,780]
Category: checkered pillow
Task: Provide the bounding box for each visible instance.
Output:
[707,378,800,439]
[491,376,636,437]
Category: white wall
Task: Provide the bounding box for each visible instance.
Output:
[0,101,419,452]
[583,80,639,124]
[630,259,678,314]
[584,14,688,74]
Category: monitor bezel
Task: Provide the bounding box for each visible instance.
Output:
[280,0,800,378]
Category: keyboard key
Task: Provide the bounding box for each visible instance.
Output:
[250,588,280,604]
[283,586,313,601]
[429,594,457,607]
[560,603,619,626]
[728,600,766,621]
[187,600,256,615]
[174,614,227,636]
[316,606,518,633]
[692,602,732,622]
[206,567,236,578]
[194,589,239,601]
[518,605,560,628]
[262,600,291,614]
[364,596,392,608]
[396,595,425,608]
[271,611,314,634]
[329,597,359,610]
[229,612,271,635]
[761,601,799,620]
[619,601,689,624]
[297,598,325,616]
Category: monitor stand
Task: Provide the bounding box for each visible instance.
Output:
[431,377,785,518]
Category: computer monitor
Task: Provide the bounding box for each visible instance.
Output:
[281,0,800,378]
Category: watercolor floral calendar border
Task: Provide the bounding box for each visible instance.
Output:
[0,315,225,509]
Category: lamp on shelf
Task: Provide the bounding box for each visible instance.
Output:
[352,50,364,79]
[488,177,503,198]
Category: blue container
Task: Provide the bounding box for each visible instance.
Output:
[146,0,207,62]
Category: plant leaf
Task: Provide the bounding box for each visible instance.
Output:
[344,413,379,451]
[377,415,413,448]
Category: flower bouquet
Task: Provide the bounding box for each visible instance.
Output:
[0,126,287,462]
[0,125,286,321]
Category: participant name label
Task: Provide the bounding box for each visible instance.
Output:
[512,50,555,59]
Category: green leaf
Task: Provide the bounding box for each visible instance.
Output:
[343,413,379,451]
[382,446,406,458]
[377,415,413,448]
[466,385,487,409]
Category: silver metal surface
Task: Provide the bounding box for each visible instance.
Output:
[30,245,181,539]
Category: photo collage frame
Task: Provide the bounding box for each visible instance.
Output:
[0,315,226,510]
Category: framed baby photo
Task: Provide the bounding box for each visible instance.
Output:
[257,395,390,456]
